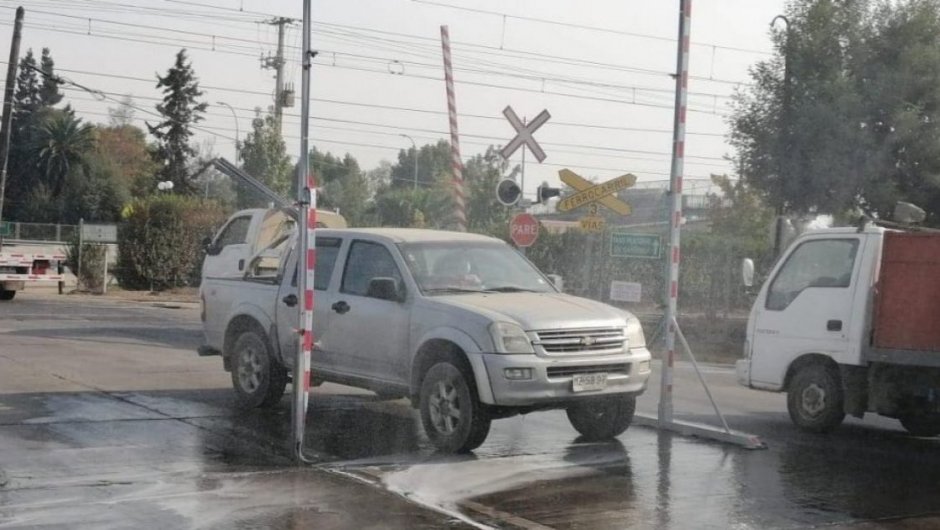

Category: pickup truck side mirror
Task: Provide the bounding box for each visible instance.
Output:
[367,277,403,302]
[204,237,221,256]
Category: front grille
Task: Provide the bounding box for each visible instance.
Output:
[547,364,631,378]
[534,327,625,353]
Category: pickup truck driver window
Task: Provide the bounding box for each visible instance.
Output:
[341,241,403,296]
[766,238,859,311]
[215,216,251,249]
[291,237,342,291]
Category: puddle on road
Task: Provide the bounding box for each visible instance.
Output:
[5,388,940,529]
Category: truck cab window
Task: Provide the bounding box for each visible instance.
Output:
[215,216,251,248]
[290,237,343,291]
[341,241,403,297]
[766,238,859,311]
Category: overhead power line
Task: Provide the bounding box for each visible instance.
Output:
[0,61,728,140]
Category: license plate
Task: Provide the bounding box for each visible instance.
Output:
[572,373,608,392]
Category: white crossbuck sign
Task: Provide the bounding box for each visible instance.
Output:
[499,106,551,163]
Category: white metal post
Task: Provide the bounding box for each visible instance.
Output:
[292,0,317,463]
[633,0,765,450]
[658,0,691,425]
[101,245,107,294]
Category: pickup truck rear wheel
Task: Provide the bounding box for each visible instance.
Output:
[787,364,845,432]
[419,362,491,453]
[0,289,15,301]
[231,330,288,408]
[566,395,636,441]
[900,414,940,437]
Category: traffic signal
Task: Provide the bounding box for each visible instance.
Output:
[496,178,522,206]
[536,182,561,204]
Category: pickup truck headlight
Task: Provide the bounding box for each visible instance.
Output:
[625,316,645,349]
[489,322,534,354]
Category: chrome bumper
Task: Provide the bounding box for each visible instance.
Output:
[480,347,652,407]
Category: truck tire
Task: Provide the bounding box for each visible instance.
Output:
[900,414,940,437]
[566,395,636,441]
[787,364,845,432]
[0,289,15,301]
[230,330,288,408]
[419,361,491,453]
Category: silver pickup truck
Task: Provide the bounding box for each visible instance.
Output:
[200,225,651,452]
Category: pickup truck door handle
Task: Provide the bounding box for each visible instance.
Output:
[332,301,350,314]
[827,319,843,332]
[282,294,298,307]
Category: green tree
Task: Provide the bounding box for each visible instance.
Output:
[147,49,208,194]
[463,146,514,235]
[731,0,940,224]
[237,109,291,207]
[32,111,95,196]
[38,48,63,107]
[309,148,372,226]
[96,122,157,198]
[3,48,64,221]
[115,195,226,290]
[391,139,452,189]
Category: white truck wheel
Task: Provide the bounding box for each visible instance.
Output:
[787,364,845,432]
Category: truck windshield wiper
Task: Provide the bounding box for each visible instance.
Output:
[484,285,540,293]
[423,287,485,294]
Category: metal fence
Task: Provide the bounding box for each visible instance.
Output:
[1,222,78,243]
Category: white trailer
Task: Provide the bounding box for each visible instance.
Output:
[0,251,65,300]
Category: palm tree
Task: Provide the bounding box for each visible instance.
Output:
[32,110,95,196]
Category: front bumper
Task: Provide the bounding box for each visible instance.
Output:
[480,347,652,406]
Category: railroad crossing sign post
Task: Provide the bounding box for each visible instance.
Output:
[499,106,550,162]
[556,169,635,230]
[499,106,550,198]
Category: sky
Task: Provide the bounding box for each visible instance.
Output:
[0,0,788,200]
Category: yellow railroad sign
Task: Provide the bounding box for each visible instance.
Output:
[579,215,606,232]
[556,169,635,215]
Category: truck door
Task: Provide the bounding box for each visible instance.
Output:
[749,236,864,388]
[203,214,253,279]
[323,239,411,384]
[275,237,343,372]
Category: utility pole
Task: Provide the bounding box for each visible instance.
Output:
[261,17,295,130]
[0,6,23,248]
[771,15,791,258]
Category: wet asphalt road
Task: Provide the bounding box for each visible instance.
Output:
[1,293,940,529]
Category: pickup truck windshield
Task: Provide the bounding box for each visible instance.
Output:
[399,241,555,295]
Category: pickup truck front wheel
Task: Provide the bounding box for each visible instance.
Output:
[566,395,636,441]
[231,330,288,408]
[0,289,15,301]
[419,362,491,453]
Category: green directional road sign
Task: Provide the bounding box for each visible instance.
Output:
[0,221,11,237]
[610,232,662,259]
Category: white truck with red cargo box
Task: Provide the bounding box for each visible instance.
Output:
[737,224,940,436]
[0,250,65,301]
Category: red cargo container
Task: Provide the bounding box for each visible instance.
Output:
[873,231,940,351]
